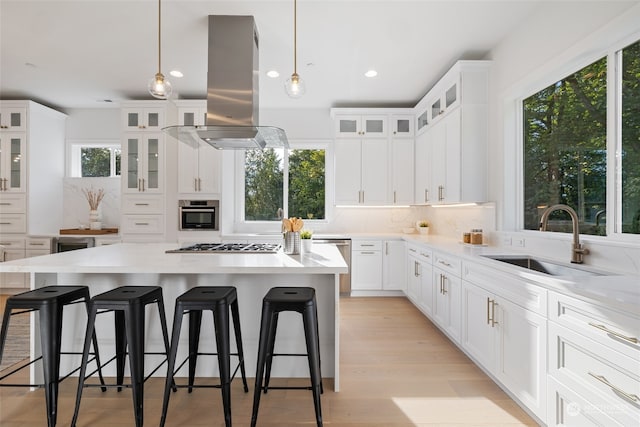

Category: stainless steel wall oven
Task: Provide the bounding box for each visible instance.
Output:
[179,200,219,231]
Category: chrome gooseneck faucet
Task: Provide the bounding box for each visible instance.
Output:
[539,204,590,264]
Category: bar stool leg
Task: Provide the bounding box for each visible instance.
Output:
[81,290,107,392]
[71,304,98,427]
[303,306,323,427]
[0,304,13,370]
[114,310,127,392]
[124,304,145,427]
[230,298,249,392]
[213,301,232,427]
[263,312,279,393]
[251,307,274,427]
[37,303,63,427]
[187,309,202,393]
[160,302,185,427]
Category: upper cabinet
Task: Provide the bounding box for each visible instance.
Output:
[122,107,165,132]
[0,134,26,193]
[334,114,387,138]
[174,100,221,195]
[122,134,164,194]
[414,61,491,205]
[332,109,414,206]
[0,107,27,132]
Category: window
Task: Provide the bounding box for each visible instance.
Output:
[69,142,121,178]
[244,147,326,222]
[521,39,640,236]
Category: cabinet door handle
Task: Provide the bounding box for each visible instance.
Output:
[194,178,198,191]
[424,189,429,203]
[487,297,491,325]
[588,322,639,344]
[385,242,389,255]
[441,275,447,294]
[142,179,146,192]
[588,372,639,403]
[198,178,202,192]
[491,300,498,327]
[438,185,444,201]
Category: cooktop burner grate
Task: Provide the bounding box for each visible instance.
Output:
[166,242,281,254]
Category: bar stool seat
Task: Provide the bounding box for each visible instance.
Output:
[71,286,172,427]
[0,285,105,427]
[160,286,249,427]
[251,287,323,427]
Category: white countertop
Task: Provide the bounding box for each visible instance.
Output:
[0,242,348,275]
[403,235,640,315]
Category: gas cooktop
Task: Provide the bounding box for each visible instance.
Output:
[166,242,281,254]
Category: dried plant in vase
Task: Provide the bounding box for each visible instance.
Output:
[82,187,105,230]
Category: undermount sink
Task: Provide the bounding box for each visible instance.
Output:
[481,255,604,277]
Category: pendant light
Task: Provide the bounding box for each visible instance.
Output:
[148,0,172,99]
[284,0,305,98]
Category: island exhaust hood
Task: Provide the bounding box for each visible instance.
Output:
[163,15,288,150]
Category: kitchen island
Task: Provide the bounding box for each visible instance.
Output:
[0,242,348,390]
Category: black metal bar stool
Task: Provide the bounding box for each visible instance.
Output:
[251,287,323,427]
[71,286,172,427]
[160,286,249,427]
[0,285,105,427]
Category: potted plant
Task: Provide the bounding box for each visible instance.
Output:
[300,229,313,252]
[417,221,430,235]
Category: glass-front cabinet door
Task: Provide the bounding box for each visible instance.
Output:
[122,108,165,131]
[390,115,414,137]
[0,134,26,192]
[334,115,387,138]
[0,108,27,132]
[123,135,163,193]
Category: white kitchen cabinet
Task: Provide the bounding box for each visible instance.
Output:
[432,252,462,343]
[0,134,26,193]
[547,291,640,427]
[0,107,27,132]
[413,61,490,205]
[351,240,383,291]
[461,261,548,421]
[0,236,26,289]
[389,115,414,137]
[406,244,434,316]
[382,240,406,291]
[333,114,387,138]
[390,138,414,205]
[414,130,432,204]
[122,134,164,194]
[334,138,388,205]
[122,107,165,132]
[175,102,222,195]
[0,101,66,236]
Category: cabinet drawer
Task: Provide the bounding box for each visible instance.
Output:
[352,240,382,251]
[122,196,163,214]
[0,194,26,213]
[0,236,25,249]
[463,260,547,316]
[547,376,626,427]
[26,237,50,250]
[549,322,640,423]
[0,213,26,233]
[121,215,164,234]
[549,291,639,362]
[408,244,433,264]
[433,251,461,276]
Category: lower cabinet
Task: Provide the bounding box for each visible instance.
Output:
[432,251,462,343]
[406,245,434,315]
[352,239,406,294]
[0,236,50,291]
[547,291,640,427]
[461,267,547,421]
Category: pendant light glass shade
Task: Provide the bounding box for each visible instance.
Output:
[148,72,172,99]
[285,72,305,98]
[148,0,171,99]
[286,0,304,98]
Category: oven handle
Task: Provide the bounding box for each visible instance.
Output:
[181,208,215,213]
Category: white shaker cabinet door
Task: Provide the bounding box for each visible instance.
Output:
[334,140,362,205]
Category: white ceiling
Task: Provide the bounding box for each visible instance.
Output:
[0,0,544,112]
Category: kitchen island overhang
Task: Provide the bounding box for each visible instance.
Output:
[0,243,348,391]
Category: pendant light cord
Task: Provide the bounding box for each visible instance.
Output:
[157,0,162,73]
[293,0,297,75]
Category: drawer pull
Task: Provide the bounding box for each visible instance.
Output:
[134,203,150,206]
[588,322,639,344]
[28,242,45,246]
[438,260,452,267]
[360,244,375,247]
[135,222,150,226]
[588,372,639,403]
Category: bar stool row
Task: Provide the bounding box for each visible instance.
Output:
[0,284,324,427]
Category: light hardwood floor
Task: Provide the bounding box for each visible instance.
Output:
[0,296,538,426]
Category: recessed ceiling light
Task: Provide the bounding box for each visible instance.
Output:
[365,70,378,78]
[267,70,280,78]
[169,70,183,78]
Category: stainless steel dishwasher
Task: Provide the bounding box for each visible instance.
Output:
[313,238,351,295]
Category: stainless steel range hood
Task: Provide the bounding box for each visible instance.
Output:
[163,15,288,150]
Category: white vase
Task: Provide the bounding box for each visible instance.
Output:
[302,239,313,253]
[89,209,101,230]
[418,227,429,235]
